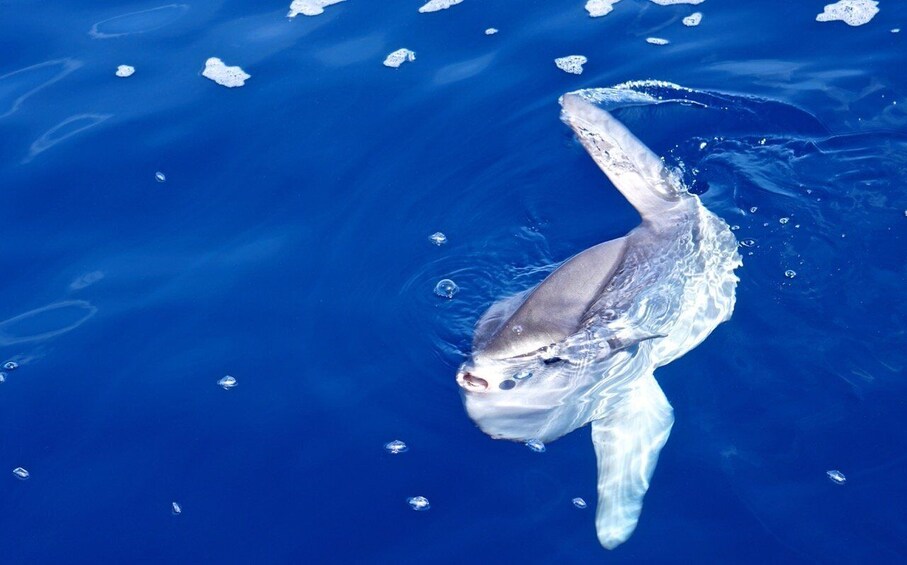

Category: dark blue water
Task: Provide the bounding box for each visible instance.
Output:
[2,1,906,562]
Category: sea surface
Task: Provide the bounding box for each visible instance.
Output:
[1,1,906,563]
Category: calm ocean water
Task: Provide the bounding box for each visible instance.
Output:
[1,1,906,562]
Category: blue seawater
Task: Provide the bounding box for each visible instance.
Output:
[1,1,906,562]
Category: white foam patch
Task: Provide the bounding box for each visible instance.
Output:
[485,27,498,35]
[115,65,135,77]
[816,0,879,26]
[586,0,622,17]
[384,48,416,68]
[419,0,463,13]
[202,57,250,88]
[555,55,587,75]
[682,12,702,26]
[287,0,345,18]
[646,37,670,45]
[650,0,703,5]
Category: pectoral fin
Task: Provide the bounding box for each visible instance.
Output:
[591,373,674,549]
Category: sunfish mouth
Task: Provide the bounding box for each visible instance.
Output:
[457,372,488,392]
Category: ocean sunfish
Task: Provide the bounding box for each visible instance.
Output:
[456,93,741,549]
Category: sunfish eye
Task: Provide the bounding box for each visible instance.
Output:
[499,379,516,390]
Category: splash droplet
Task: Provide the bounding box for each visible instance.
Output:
[171,501,182,515]
[525,439,546,453]
[12,467,29,480]
[434,279,459,299]
[572,497,587,509]
[384,440,408,454]
[749,206,758,213]
[155,171,166,183]
[826,469,846,485]
[784,270,797,279]
[3,361,18,370]
[407,496,431,511]
[739,239,756,248]
[429,232,447,246]
[217,375,237,389]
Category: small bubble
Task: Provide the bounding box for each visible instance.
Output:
[699,141,707,150]
[794,224,801,229]
[826,470,846,485]
[407,496,431,511]
[3,361,19,371]
[739,239,756,248]
[155,171,166,183]
[525,439,546,453]
[758,138,766,145]
[217,375,237,389]
[784,270,797,279]
[484,27,498,35]
[429,232,447,246]
[171,501,182,515]
[779,217,790,224]
[384,440,408,454]
[730,225,740,231]
[433,279,459,299]
[749,206,758,213]
[511,325,523,335]
[12,467,29,480]
[572,497,587,509]
[514,369,533,381]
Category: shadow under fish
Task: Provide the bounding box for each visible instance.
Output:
[456,86,742,549]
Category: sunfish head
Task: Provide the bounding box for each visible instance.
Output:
[456,341,617,443]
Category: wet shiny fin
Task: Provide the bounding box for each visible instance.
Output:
[560,94,683,223]
[591,373,674,549]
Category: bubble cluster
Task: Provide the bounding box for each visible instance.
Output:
[646,37,670,46]
[784,270,797,279]
[383,49,416,68]
[115,65,135,78]
[4,361,18,371]
[217,375,238,389]
[525,439,546,453]
[484,28,498,35]
[554,55,587,75]
[683,13,703,26]
[384,440,408,454]
[434,279,459,299]
[202,57,250,88]
[429,232,447,246]
[407,496,431,510]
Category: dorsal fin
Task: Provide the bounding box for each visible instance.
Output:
[560,94,684,223]
[479,238,626,359]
